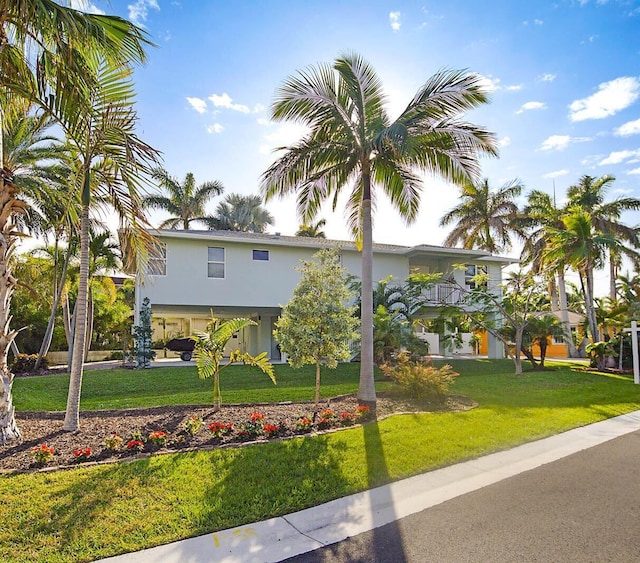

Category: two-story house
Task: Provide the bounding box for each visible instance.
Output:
[135,230,516,360]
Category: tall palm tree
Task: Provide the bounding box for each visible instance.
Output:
[210,193,274,233]
[61,60,159,432]
[143,168,224,229]
[566,174,640,300]
[440,177,524,253]
[296,218,327,238]
[520,189,578,357]
[0,0,153,445]
[261,53,497,407]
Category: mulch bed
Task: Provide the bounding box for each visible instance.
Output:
[0,394,476,474]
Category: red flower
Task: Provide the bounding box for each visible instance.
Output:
[73,448,92,459]
[250,412,265,423]
[126,440,144,450]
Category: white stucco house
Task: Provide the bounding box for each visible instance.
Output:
[134,229,515,360]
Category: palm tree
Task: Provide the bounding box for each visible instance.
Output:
[566,174,640,300]
[296,218,327,238]
[0,0,153,445]
[520,189,578,357]
[440,177,524,253]
[261,53,497,407]
[210,193,274,233]
[143,168,224,229]
[61,60,159,432]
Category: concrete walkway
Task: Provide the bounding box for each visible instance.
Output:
[100,409,640,563]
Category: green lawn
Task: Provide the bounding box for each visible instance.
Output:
[3,359,640,562]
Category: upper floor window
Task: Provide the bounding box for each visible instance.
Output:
[252,249,269,261]
[148,243,166,276]
[208,247,225,278]
[464,264,487,289]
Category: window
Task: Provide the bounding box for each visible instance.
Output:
[148,243,166,276]
[208,246,225,278]
[252,249,269,261]
[464,264,487,289]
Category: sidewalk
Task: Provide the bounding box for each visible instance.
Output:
[100,409,640,563]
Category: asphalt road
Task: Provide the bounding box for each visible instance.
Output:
[284,430,640,563]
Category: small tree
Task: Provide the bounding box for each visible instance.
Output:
[191,317,275,411]
[132,298,154,368]
[274,248,359,409]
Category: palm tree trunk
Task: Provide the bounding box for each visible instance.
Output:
[609,255,617,301]
[580,268,598,343]
[0,174,22,444]
[357,173,376,409]
[84,291,93,361]
[63,204,90,431]
[557,269,578,357]
[35,245,72,370]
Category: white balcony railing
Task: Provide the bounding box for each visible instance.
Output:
[421,283,463,305]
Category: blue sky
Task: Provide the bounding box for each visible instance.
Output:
[77,0,640,265]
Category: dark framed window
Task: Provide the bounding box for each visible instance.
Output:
[252,249,269,261]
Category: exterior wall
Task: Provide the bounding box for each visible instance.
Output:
[141,237,408,310]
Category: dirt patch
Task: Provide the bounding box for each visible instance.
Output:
[1,394,476,473]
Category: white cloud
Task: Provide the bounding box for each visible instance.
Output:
[534,19,544,25]
[627,168,640,175]
[615,118,640,137]
[543,169,569,179]
[253,103,266,114]
[69,0,105,14]
[540,135,571,151]
[476,75,520,93]
[256,117,271,126]
[186,97,207,114]
[259,123,308,155]
[516,101,547,114]
[540,73,556,82]
[540,135,591,151]
[389,11,401,31]
[208,93,250,113]
[207,123,224,134]
[569,76,640,122]
[598,149,640,165]
[128,0,159,27]
[498,136,511,148]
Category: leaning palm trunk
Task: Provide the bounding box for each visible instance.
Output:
[35,246,72,369]
[0,175,27,443]
[358,184,376,408]
[84,292,93,361]
[63,204,90,431]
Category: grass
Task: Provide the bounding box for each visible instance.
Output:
[3,359,640,562]
[13,362,386,411]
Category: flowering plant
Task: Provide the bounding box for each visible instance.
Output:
[294,416,313,433]
[126,439,144,452]
[73,447,92,460]
[317,408,336,429]
[148,430,168,446]
[355,405,371,421]
[250,412,265,424]
[340,412,356,426]
[263,423,283,438]
[30,443,55,464]
[208,421,233,438]
[184,415,203,436]
[103,433,123,451]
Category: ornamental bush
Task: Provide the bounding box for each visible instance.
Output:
[12,354,49,374]
[381,351,458,405]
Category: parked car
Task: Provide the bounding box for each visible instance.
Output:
[165,337,195,361]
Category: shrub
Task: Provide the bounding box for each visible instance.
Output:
[317,408,336,430]
[355,405,372,421]
[126,440,144,452]
[11,354,49,374]
[381,351,458,405]
[107,350,125,360]
[148,431,168,446]
[263,423,282,439]
[340,412,356,426]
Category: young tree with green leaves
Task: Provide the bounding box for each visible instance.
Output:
[274,248,359,409]
[192,317,275,411]
[261,53,497,410]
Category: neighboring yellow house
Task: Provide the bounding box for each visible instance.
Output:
[476,310,585,359]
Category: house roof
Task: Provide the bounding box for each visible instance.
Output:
[152,229,518,263]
